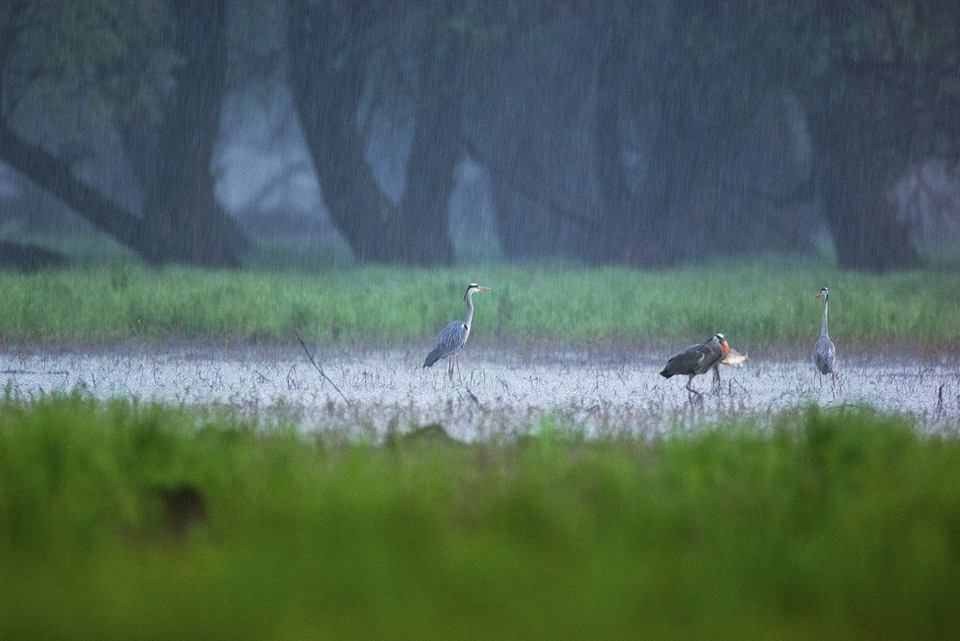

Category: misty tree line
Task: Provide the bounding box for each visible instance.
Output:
[1,1,958,271]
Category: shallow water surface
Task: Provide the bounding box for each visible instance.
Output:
[2,342,959,439]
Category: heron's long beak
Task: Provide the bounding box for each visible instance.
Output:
[477,286,491,292]
[815,292,823,299]
[721,341,731,354]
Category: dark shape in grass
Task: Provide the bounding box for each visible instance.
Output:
[143,483,209,541]
[385,423,463,448]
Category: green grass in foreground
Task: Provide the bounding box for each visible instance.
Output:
[1,395,959,640]
[0,261,958,347]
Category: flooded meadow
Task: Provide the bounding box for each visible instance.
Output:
[3,341,959,439]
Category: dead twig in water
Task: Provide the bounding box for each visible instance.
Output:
[295,331,349,405]
[462,387,481,406]
[728,378,749,395]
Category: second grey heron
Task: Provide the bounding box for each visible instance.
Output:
[660,333,731,400]
[423,283,491,379]
[813,287,837,385]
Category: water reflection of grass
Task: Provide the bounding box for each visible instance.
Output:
[0,263,957,347]
[1,394,959,639]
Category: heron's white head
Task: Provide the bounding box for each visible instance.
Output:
[816,287,829,300]
[464,283,492,299]
[713,333,732,354]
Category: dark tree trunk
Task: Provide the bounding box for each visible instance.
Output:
[811,82,920,271]
[592,20,637,265]
[465,6,601,263]
[287,0,456,265]
[0,1,244,267]
[120,0,247,267]
[596,62,678,267]
[593,1,683,267]
[0,240,67,271]
[0,123,173,259]
[287,0,399,262]
[395,32,461,265]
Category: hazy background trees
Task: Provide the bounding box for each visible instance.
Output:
[1,0,958,271]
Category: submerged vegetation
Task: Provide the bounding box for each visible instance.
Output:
[0,261,957,348]
[0,394,959,639]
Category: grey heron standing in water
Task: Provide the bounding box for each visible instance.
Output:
[660,333,731,401]
[423,283,491,379]
[813,287,837,386]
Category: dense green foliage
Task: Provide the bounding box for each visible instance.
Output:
[0,1,176,118]
[0,262,957,348]
[0,395,959,639]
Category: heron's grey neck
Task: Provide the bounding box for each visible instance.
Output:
[820,294,829,337]
[463,290,475,329]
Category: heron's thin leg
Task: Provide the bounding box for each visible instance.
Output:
[686,376,703,403]
[447,356,455,380]
[712,364,721,390]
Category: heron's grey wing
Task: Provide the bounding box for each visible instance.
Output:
[660,344,705,378]
[813,336,836,374]
[695,342,724,375]
[423,321,468,368]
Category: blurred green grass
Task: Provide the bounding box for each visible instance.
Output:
[1,394,959,640]
[0,259,957,349]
